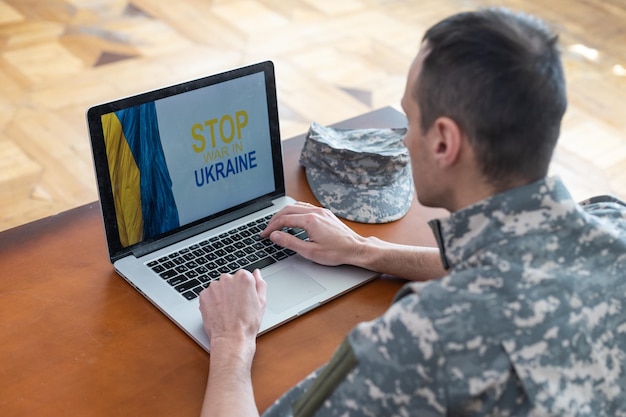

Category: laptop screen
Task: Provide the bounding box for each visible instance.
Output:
[88,61,284,261]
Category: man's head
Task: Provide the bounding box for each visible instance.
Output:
[402,8,567,209]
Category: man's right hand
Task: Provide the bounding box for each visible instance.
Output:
[260,201,366,267]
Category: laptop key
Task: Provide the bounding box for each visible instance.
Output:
[289,228,309,241]
[168,275,188,287]
[175,265,189,274]
[242,256,277,272]
[159,269,178,279]
[185,260,199,269]
[172,256,185,265]
[273,251,288,261]
[175,279,201,293]
[182,291,198,301]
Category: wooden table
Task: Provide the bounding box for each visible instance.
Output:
[0,107,447,416]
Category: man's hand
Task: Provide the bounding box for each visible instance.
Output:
[261,201,446,282]
[260,201,365,267]
[199,269,267,346]
[198,270,266,417]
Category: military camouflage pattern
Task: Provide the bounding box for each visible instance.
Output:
[263,177,626,416]
[299,122,413,224]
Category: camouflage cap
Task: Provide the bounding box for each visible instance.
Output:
[299,122,414,224]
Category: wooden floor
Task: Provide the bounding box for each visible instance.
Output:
[1,0,625,231]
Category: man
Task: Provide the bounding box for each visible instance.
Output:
[199,7,626,417]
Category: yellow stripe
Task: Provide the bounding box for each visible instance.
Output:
[101,113,143,247]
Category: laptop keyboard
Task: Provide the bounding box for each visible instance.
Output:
[146,214,308,301]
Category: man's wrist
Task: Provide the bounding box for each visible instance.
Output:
[351,236,382,271]
[210,334,257,365]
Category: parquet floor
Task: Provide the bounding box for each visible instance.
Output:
[1,0,625,231]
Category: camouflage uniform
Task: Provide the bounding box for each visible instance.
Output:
[263,176,626,417]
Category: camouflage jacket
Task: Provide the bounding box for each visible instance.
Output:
[263,177,626,417]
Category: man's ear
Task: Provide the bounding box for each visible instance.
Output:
[430,116,463,168]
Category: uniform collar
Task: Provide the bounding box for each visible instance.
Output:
[428,177,577,270]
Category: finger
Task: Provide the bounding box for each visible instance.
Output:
[264,211,314,237]
[231,269,255,285]
[269,229,311,253]
[219,272,234,281]
[198,286,209,309]
[252,269,267,306]
[261,204,318,236]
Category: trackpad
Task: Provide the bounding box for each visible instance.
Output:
[265,267,326,314]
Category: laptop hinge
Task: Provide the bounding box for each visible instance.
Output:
[130,200,273,259]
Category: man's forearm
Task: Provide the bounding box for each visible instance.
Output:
[200,337,260,417]
[352,237,445,281]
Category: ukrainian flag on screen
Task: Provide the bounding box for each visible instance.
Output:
[101,102,179,247]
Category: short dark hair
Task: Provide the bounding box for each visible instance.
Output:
[416,8,567,188]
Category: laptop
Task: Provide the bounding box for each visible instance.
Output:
[86,61,377,352]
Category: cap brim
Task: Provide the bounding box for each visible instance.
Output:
[305,165,414,224]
